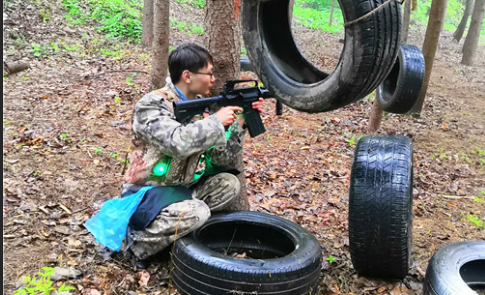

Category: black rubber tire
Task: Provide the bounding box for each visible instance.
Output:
[172,211,322,295]
[377,44,425,114]
[241,0,401,113]
[349,135,413,279]
[423,241,485,295]
[240,56,253,72]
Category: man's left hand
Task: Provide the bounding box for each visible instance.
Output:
[252,97,264,113]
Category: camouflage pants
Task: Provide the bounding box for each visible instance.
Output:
[124,172,240,260]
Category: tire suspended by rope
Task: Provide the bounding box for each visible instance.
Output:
[348,135,414,279]
[241,0,402,113]
[377,44,425,114]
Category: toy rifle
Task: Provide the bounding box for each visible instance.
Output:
[173,80,272,137]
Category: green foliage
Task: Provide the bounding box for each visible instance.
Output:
[170,18,204,35]
[14,267,75,295]
[31,43,49,57]
[346,134,362,147]
[51,42,60,53]
[94,148,103,154]
[293,0,343,34]
[410,0,485,38]
[464,213,485,229]
[174,0,205,9]
[326,255,335,263]
[39,8,51,22]
[61,0,142,41]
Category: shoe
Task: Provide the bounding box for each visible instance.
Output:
[136,258,151,269]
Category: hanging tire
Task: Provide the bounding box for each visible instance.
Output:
[377,44,425,114]
[241,0,401,113]
[240,57,253,71]
[172,211,322,295]
[423,241,485,295]
[349,135,413,279]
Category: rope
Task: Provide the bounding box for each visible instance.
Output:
[344,0,404,28]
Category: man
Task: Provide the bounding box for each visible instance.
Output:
[121,43,263,265]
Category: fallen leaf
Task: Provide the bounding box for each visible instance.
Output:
[377,285,387,293]
[138,270,150,287]
[67,259,79,266]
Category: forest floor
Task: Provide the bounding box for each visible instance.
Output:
[3,0,485,294]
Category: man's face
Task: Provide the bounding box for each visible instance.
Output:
[189,63,215,96]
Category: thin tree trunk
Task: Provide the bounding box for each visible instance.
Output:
[204,0,247,210]
[402,0,412,43]
[453,0,474,43]
[461,0,485,65]
[407,0,449,116]
[150,0,170,90]
[329,0,336,26]
[141,0,154,48]
[368,95,384,133]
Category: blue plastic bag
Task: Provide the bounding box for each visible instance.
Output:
[85,186,154,251]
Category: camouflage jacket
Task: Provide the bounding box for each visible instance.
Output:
[123,80,247,187]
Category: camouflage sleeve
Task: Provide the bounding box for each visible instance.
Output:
[206,121,247,167]
[132,92,227,158]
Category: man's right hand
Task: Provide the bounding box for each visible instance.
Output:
[215,106,243,126]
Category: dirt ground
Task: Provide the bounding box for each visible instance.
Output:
[3,0,485,294]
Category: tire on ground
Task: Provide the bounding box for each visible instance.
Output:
[349,135,413,279]
[423,241,485,295]
[172,211,322,295]
[241,0,401,113]
[377,44,425,114]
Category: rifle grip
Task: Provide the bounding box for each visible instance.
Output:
[244,111,265,137]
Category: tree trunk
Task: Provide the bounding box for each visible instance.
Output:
[412,0,418,11]
[150,0,170,90]
[402,0,412,43]
[461,0,485,65]
[368,95,384,133]
[407,0,449,116]
[204,0,248,210]
[329,0,336,26]
[141,0,154,48]
[453,0,474,43]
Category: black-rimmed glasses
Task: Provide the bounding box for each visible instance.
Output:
[191,71,214,78]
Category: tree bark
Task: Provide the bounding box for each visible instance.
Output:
[407,0,449,116]
[368,96,384,133]
[453,0,474,43]
[141,0,154,48]
[204,0,240,93]
[204,0,248,210]
[150,0,170,90]
[461,0,485,65]
[402,0,412,43]
[329,0,336,26]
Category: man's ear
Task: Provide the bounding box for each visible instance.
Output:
[181,70,191,84]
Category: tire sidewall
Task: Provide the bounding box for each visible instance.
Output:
[174,211,322,281]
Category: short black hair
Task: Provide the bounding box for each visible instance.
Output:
[169,43,213,84]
